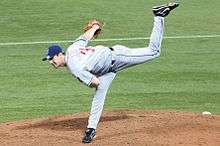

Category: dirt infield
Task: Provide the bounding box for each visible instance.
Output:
[0,110,219,146]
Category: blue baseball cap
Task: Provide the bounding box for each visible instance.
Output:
[42,45,64,61]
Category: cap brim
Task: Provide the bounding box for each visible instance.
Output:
[42,58,47,61]
[42,55,52,61]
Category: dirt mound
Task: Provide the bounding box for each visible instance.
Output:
[0,110,219,146]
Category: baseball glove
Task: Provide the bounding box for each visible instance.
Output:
[83,19,103,38]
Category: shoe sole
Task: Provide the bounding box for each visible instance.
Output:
[153,2,179,12]
[152,2,179,17]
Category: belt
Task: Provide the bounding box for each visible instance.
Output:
[111,60,115,65]
[109,47,114,51]
[109,47,115,65]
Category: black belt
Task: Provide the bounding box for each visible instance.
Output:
[109,47,114,51]
[111,60,115,65]
[109,47,115,65]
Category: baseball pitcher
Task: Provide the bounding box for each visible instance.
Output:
[42,2,179,143]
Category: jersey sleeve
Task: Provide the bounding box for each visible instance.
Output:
[67,57,94,86]
[72,35,89,47]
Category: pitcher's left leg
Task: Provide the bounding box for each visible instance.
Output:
[82,72,116,143]
[111,17,164,72]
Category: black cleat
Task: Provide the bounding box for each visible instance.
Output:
[153,3,179,17]
[82,128,96,144]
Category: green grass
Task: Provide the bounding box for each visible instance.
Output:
[0,0,220,123]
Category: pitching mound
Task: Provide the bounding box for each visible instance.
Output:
[0,110,219,146]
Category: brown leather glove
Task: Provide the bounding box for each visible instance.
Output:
[83,19,103,38]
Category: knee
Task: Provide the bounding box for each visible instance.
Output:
[154,50,160,58]
[148,47,160,58]
[148,44,161,58]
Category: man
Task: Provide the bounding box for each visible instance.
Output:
[42,2,179,143]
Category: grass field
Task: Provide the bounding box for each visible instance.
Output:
[0,0,220,123]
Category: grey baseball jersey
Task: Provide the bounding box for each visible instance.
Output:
[65,16,164,129]
[65,37,114,86]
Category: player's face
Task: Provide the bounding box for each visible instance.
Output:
[49,54,65,69]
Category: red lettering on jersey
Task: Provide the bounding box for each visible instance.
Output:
[79,47,95,55]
